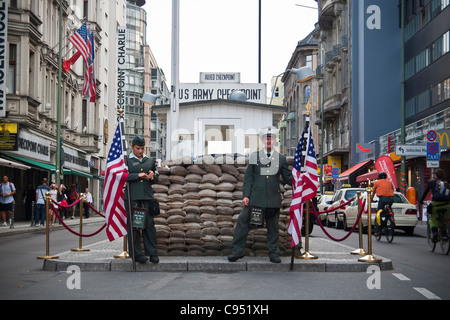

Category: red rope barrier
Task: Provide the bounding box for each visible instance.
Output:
[310,199,366,242]
[313,197,356,215]
[49,202,106,237]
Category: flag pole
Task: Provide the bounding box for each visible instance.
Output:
[119,109,136,272]
[298,101,318,260]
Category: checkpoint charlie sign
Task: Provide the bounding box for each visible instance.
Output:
[179,73,266,104]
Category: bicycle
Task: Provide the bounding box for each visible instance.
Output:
[426,207,450,254]
[375,204,395,243]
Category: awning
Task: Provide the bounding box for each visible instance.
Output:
[3,154,71,174]
[0,157,31,170]
[338,160,372,181]
[356,170,379,182]
[70,169,94,179]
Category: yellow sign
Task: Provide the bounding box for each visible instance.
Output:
[0,123,18,151]
[437,131,450,148]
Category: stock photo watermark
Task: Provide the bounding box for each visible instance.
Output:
[366,265,381,290]
[66,265,81,290]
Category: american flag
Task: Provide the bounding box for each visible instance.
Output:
[69,22,90,63]
[82,31,96,102]
[104,118,129,241]
[288,118,319,247]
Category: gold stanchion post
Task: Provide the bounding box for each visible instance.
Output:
[114,236,130,259]
[297,201,318,260]
[37,192,59,260]
[358,188,382,263]
[351,191,368,255]
[71,193,90,252]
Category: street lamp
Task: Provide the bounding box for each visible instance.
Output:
[141,93,163,106]
[269,66,314,104]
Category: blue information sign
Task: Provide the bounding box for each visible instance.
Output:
[426,142,440,161]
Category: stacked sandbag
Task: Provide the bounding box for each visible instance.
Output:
[149,155,296,257]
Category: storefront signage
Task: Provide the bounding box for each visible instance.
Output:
[63,147,90,172]
[10,130,50,162]
[0,0,8,118]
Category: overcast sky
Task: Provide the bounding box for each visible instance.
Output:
[143,0,318,96]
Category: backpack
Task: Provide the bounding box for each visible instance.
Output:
[432,179,450,202]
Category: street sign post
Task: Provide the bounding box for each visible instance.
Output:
[426,142,440,168]
[395,144,427,156]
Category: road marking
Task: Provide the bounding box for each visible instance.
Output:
[392,273,410,281]
[413,287,441,300]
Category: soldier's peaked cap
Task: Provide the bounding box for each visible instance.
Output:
[259,126,278,139]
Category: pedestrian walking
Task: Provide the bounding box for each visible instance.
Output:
[35,178,51,227]
[228,126,292,263]
[22,183,35,221]
[67,184,79,219]
[0,176,16,227]
[49,183,58,226]
[57,184,68,219]
[83,188,93,218]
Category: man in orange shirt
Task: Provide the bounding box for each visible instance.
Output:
[371,172,394,236]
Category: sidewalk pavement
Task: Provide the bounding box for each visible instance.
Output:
[1,216,393,273]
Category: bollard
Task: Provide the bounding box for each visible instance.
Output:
[297,200,318,260]
[114,236,130,259]
[351,191,368,255]
[358,188,382,263]
[71,194,90,252]
[37,193,59,260]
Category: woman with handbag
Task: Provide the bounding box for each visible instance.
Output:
[124,136,160,264]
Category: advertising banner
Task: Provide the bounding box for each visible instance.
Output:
[375,155,398,189]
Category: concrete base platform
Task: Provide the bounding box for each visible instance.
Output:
[42,237,393,273]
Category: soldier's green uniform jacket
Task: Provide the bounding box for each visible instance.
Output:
[124,154,159,201]
[243,150,292,208]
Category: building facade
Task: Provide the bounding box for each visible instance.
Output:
[280,30,319,158]
[0,0,126,220]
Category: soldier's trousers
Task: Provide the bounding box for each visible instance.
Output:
[125,200,158,258]
[231,206,280,257]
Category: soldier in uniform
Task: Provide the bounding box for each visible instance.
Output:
[228,126,292,263]
[124,136,160,264]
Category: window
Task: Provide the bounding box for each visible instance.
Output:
[8,44,17,94]
[205,125,234,155]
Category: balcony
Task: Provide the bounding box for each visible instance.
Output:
[333,44,342,62]
[318,0,343,31]
[325,51,335,68]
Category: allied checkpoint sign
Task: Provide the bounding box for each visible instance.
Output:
[179,73,266,104]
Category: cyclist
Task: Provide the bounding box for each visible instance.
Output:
[419,168,450,243]
[371,172,394,237]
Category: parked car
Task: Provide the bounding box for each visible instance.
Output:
[342,192,418,234]
[327,186,365,229]
[316,192,335,223]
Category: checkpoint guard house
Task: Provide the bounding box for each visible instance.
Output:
[152,72,285,159]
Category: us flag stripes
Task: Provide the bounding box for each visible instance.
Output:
[288,116,319,247]
[104,118,129,241]
[69,22,90,63]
